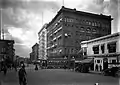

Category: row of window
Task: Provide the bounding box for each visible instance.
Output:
[64,17,109,28]
[92,41,116,54]
[95,59,117,64]
[47,17,62,34]
[47,47,80,55]
[47,39,62,49]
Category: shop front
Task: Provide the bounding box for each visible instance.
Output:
[93,53,120,71]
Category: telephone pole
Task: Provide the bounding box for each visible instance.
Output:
[0,8,2,40]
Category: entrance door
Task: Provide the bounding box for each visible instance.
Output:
[103,58,108,70]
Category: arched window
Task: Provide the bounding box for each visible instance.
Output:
[92,28,97,33]
[86,27,91,33]
[80,27,84,32]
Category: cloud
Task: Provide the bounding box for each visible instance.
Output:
[14,44,31,57]
[102,0,119,33]
[0,0,24,9]
[7,26,37,47]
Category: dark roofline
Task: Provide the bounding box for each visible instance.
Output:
[46,8,62,29]
[61,6,112,20]
[32,43,39,48]
[81,32,120,44]
[0,39,15,43]
[46,6,113,29]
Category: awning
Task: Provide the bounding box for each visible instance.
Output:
[80,58,93,64]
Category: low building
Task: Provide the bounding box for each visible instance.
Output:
[0,40,15,62]
[81,32,120,71]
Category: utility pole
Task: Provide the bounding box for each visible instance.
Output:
[0,8,2,40]
[0,8,4,40]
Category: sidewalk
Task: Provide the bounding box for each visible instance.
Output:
[89,71,102,75]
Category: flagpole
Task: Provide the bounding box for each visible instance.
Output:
[42,11,43,26]
[62,0,64,6]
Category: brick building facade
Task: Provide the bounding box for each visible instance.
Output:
[46,6,112,60]
[30,43,39,62]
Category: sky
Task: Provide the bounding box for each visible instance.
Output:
[0,0,119,58]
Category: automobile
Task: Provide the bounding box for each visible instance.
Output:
[102,67,119,77]
[47,66,54,69]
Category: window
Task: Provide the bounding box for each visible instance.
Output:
[71,48,74,54]
[88,21,92,25]
[86,27,91,33]
[80,27,84,32]
[97,60,100,63]
[64,17,74,23]
[107,42,116,53]
[101,44,105,53]
[112,60,116,63]
[84,52,87,55]
[92,22,95,26]
[92,28,97,33]
[93,45,99,54]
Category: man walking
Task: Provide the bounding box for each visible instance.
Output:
[18,65,27,85]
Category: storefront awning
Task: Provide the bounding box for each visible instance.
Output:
[80,58,93,63]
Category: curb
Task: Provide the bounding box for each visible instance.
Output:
[89,71,102,75]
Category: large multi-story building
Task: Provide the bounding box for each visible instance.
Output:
[30,43,39,62]
[38,24,47,60]
[81,32,120,71]
[0,40,15,62]
[46,6,112,59]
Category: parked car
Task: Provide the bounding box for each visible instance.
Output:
[102,67,119,77]
[75,63,89,73]
[47,66,54,69]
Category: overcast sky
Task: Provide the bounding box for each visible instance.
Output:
[0,0,119,58]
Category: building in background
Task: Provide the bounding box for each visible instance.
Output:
[81,32,120,71]
[30,52,34,62]
[46,6,112,60]
[30,43,39,62]
[38,24,47,60]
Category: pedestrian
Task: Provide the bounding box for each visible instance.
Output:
[35,64,38,70]
[3,65,7,76]
[18,65,27,85]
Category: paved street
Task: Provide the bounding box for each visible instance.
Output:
[0,65,119,85]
